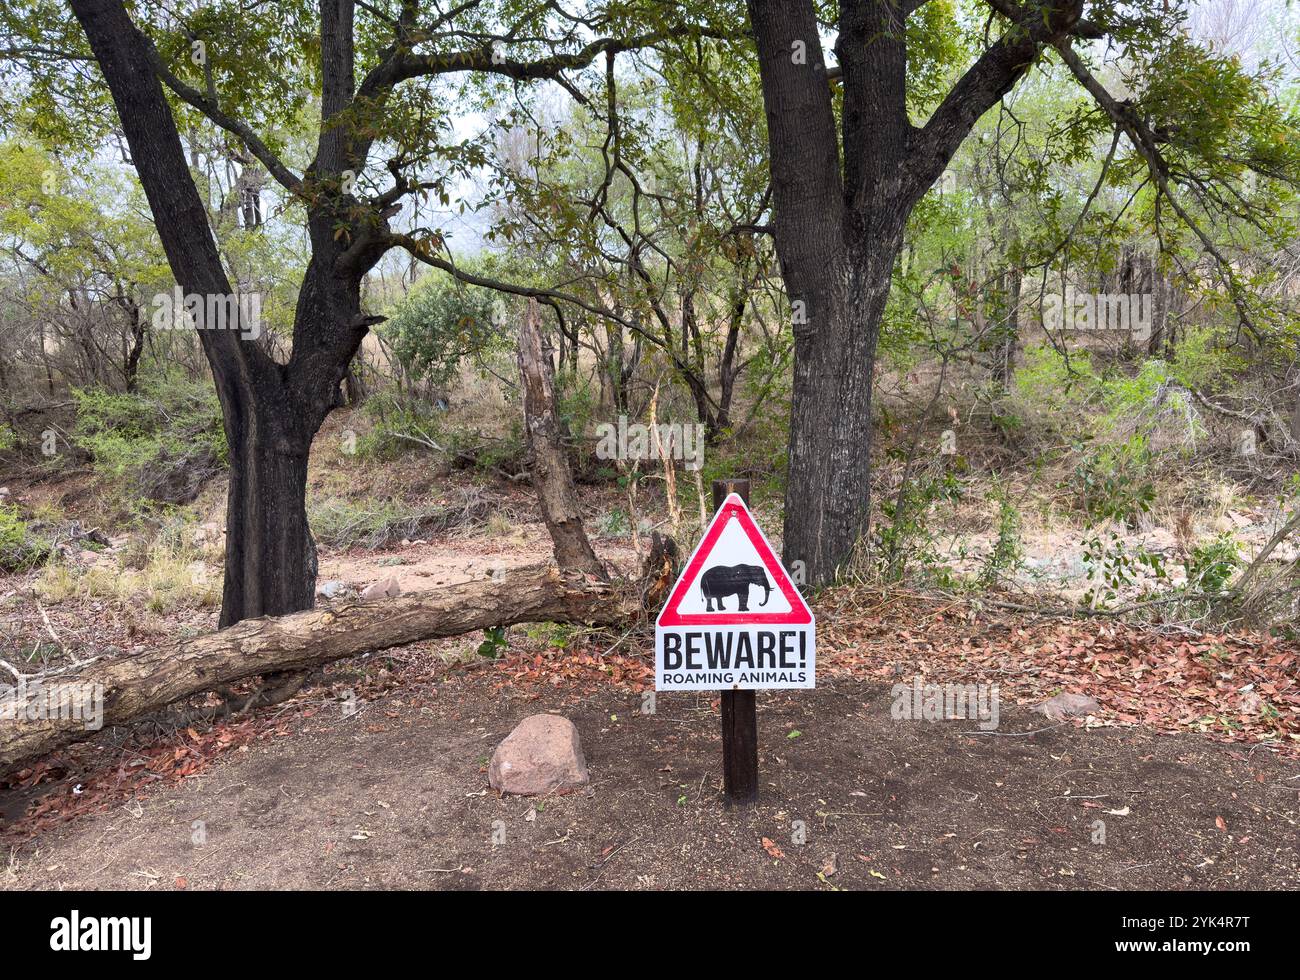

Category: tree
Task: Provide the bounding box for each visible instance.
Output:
[3,0,707,626]
[0,139,166,395]
[481,49,788,440]
[745,0,1300,585]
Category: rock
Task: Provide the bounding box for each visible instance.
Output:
[1034,692,1101,721]
[361,576,401,600]
[316,579,343,599]
[489,714,589,796]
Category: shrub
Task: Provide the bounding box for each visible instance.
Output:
[383,274,509,391]
[1186,533,1241,594]
[73,370,226,508]
[308,494,491,549]
[0,502,50,571]
[978,486,1024,588]
[356,390,449,460]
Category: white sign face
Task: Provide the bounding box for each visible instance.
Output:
[654,494,815,691]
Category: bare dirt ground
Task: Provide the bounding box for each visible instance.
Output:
[2,664,1296,891]
[2,579,1297,891]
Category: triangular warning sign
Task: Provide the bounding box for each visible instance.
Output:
[657,493,812,627]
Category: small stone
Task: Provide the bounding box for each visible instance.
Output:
[489,714,589,796]
[1034,692,1101,721]
[361,576,401,600]
[316,579,343,599]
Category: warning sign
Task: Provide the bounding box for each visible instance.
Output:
[655,493,815,691]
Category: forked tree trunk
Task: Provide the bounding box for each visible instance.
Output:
[72,0,378,628]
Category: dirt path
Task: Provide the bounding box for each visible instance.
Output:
[4,667,1296,890]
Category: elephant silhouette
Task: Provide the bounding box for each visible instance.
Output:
[700,563,770,612]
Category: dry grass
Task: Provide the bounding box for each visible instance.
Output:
[35,550,219,614]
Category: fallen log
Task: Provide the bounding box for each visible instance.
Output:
[0,564,633,772]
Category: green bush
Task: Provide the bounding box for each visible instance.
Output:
[978,486,1024,588]
[1186,533,1241,594]
[873,460,964,583]
[73,370,227,508]
[383,274,509,390]
[1068,446,1156,526]
[356,389,524,475]
[0,502,50,572]
[1009,344,1097,432]
[356,390,449,460]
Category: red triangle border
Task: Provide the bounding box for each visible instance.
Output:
[657,494,813,627]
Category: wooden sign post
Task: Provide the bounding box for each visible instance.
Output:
[713,479,759,805]
[652,477,816,807]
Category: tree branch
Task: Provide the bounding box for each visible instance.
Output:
[139,28,303,194]
[909,1,1088,200]
[1052,38,1265,341]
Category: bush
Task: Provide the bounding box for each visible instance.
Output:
[1007,344,1098,441]
[383,274,509,391]
[1186,533,1241,594]
[309,493,492,549]
[978,486,1024,588]
[356,390,449,460]
[0,502,50,572]
[1068,446,1157,526]
[73,370,226,508]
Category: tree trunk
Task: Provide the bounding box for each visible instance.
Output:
[122,306,146,392]
[782,240,899,583]
[998,267,1021,389]
[213,250,365,625]
[219,408,318,627]
[72,0,378,628]
[0,566,629,772]
[1291,366,1300,448]
[714,294,744,436]
[343,363,367,406]
[749,0,1074,585]
[518,299,605,577]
